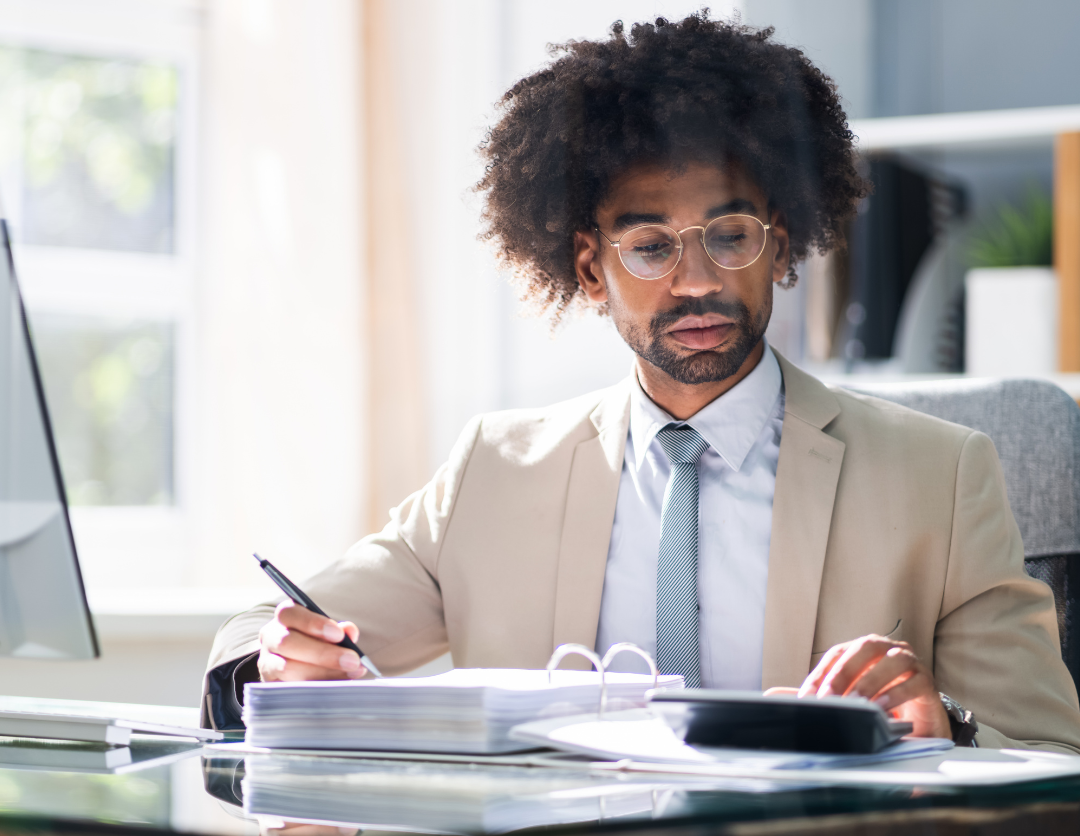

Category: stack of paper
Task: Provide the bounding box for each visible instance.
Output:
[244,668,683,754]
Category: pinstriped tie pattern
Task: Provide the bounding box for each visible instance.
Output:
[655,424,710,689]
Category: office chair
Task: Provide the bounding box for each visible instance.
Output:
[845,378,1080,692]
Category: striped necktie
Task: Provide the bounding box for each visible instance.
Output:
[655,423,710,688]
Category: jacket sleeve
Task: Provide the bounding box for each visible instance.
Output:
[933,430,1080,754]
[199,416,483,729]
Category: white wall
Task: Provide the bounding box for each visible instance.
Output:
[742,0,873,119]
[0,639,213,707]
[190,0,366,591]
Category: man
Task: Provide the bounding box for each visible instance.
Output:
[202,14,1080,752]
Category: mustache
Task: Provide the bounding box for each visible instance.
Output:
[649,297,750,333]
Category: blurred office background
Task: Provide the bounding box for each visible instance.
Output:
[1,0,1079,707]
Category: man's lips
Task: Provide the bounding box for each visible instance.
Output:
[665,315,736,350]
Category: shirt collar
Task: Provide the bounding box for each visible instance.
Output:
[629,341,782,473]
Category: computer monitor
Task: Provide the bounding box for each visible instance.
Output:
[0,218,98,659]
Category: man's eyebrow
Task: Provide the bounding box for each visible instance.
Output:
[610,212,667,234]
[608,199,761,235]
[705,198,759,217]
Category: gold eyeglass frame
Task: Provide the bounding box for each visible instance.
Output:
[594,213,772,280]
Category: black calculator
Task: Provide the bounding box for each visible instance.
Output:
[650,689,914,754]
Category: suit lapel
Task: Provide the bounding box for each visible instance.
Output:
[761,353,845,689]
[551,382,630,667]
[546,356,847,681]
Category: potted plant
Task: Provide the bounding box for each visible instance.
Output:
[965,188,1055,376]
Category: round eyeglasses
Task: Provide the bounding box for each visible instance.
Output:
[595,213,771,280]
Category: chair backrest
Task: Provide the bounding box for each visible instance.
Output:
[842,377,1080,689]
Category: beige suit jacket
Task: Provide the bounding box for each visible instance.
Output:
[205,354,1080,752]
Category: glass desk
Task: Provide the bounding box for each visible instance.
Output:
[3,735,1080,836]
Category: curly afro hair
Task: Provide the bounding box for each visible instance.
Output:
[476,11,868,321]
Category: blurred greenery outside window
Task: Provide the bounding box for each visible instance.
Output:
[0,45,180,507]
[0,45,176,252]
[32,317,175,506]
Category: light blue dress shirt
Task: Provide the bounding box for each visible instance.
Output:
[596,344,784,690]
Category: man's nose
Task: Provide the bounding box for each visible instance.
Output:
[670,233,723,297]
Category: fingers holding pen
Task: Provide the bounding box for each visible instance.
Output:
[276,599,347,642]
[274,600,361,653]
[258,600,365,682]
[259,651,361,682]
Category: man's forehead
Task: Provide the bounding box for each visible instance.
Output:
[598,161,767,230]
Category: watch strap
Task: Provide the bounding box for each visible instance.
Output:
[940,692,978,747]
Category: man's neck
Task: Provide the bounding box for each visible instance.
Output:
[636,340,766,421]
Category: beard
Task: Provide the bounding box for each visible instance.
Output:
[614,294,771,385]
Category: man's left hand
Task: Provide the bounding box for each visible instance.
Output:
[769,634,951,739]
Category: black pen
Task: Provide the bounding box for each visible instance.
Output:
[253,552,377,675]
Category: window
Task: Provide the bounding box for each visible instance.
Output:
[0,45,182,507]
[0,47,177,254]
[0,0,199,587]
[0,0,367,597]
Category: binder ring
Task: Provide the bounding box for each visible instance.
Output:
[601,642,659,691]
[546,643,608,717]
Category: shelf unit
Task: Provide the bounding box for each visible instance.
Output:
[849,105,1080,372]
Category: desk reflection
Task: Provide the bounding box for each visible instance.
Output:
[10,739,1071,836]
[262,825,358,836]
[0,738,250,835]
[203,753,788,835]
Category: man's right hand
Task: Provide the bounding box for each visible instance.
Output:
[258,599,366,682]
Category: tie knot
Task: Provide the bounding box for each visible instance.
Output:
[656,424,709,465]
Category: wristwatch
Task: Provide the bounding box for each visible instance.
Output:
[940,693,979,747]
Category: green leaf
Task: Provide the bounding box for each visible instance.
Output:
[968,186,1053,268]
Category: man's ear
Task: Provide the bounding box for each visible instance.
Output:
[769,208,791,285]
[574,229,608,304]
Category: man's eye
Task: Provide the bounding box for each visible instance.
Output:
[631,242,674,259]
[707,233,748,250]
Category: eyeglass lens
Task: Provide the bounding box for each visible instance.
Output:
[618,214,767,279]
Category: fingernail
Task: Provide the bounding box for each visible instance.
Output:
[874,695,890,710]
[324,623,344,642]
[346,667,366,679]
[339,652,360,671]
